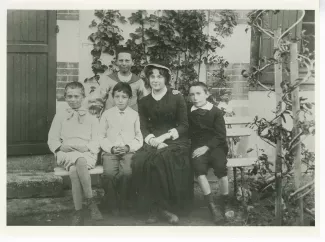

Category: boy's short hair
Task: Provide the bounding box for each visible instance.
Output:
[189,82,209,93]
[64,81,85,97]
[116,47,134,60]
[112,82,132,98]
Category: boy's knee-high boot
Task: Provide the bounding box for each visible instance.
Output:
[204,193,223,224]
[220,194,232,218]
[71,209,84,226]
[86,198,103,221]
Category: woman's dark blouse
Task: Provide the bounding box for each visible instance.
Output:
[188,105,227,149]
[138,89,189,144]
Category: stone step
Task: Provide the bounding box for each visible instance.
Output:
[7,155,56,173]
[7,188,105,218]
[7,183,219,219]
[7,172,64,199]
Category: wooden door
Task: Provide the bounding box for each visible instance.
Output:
[7,10,57,155]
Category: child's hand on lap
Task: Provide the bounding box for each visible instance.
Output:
[157,143,168,149]
[192,146,209,158]
[60,145,75,152]
[113,146,129,155]
[72,145,89,153]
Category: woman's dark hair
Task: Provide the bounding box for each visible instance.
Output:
[145,66,171,86]
[112,82,133,98]
[64,81,85,97]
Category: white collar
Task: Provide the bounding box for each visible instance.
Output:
[191,101,213,112]
[114,106,130,114]
[151,86,168,101]
[118,72,132,82]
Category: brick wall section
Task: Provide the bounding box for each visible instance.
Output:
[56,62,79,101]
[57,10,79,20]
[207,63,250,100]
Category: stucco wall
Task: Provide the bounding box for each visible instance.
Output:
[54,10,315,159]
[245,90,315,159]
[56,9,252,110]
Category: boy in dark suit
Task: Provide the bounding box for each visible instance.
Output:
[188,82,232,224]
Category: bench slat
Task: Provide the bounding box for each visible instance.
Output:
[227,157,256,167]
[54,165,103,176]
[226,127,252,137]
[225,117,252,125]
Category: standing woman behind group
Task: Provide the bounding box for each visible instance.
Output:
[131,63,193,225]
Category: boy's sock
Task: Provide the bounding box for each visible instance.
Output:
[75,158,93,199]
[219,176,233,218]
[219,176,229,195]
[69,166,83,210]
[197,175,211,195]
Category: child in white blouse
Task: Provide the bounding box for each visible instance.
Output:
[48,81,103,225]
[99,82,143,215]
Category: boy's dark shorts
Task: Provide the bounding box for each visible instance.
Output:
[191,146,228,178]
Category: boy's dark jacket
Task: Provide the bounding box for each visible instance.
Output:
[188,104,228,150]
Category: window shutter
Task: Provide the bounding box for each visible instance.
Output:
[258,10,303,85]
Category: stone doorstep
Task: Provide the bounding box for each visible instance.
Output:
[7,155,56,173]
[7,154,257,199]
[7,171,103,199]
[7,172,64,199]
[7,188,104,218]
[7,183,218,218]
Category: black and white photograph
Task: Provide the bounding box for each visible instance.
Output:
[4,0,318,231]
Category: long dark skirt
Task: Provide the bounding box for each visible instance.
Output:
[131,141,193,214]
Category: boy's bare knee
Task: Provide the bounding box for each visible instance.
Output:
[75,157,87,166]
[76,157,87,163]
[69,165,77,177]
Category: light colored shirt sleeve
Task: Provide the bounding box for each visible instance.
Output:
[48,113,63,154]
[144,134,155,145]
[86,116,101,154]
[126,114,143,152]
[98,113,114,153]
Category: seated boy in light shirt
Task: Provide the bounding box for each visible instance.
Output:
[99,82,143,215]
[48,81,103,225]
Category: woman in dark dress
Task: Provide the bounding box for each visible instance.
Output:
[131,63,193,225]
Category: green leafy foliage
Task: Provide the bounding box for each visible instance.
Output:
[237,10,315,224]
[88,10,126,76]
[88,10,238,97]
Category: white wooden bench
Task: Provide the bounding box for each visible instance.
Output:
[54,165,104,176]
[53,117,255,195]
[225,117,256,195]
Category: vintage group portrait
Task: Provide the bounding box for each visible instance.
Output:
[5,1,317,232]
